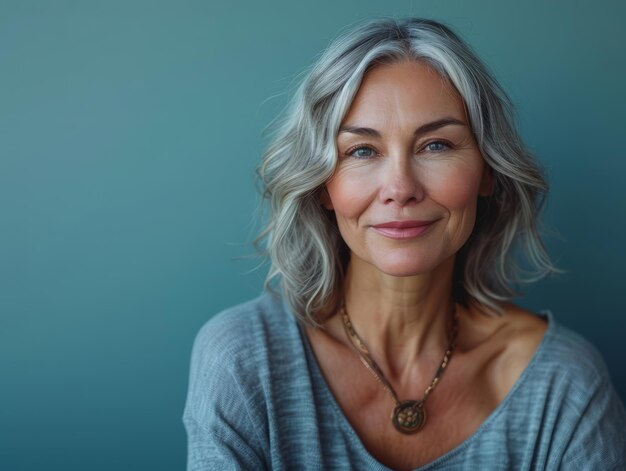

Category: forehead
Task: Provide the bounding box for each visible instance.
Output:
[341,60,466,125]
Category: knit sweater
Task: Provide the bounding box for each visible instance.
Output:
[183,293,626,470]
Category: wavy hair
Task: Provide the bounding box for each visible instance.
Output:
[257,17,558,326]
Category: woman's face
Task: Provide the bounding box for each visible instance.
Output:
[325,60,492,277]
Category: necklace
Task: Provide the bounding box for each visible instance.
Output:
[341,305,459,434]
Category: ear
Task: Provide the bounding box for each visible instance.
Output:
[479,165,494,197]
[320,186,334,210]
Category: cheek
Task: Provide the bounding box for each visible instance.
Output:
[423,162,484,210]
[325,168,376,219]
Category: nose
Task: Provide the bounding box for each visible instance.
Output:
[378,154,424,206]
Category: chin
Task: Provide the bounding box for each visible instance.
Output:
[372,256,440,278]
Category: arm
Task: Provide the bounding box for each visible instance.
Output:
[183,322,267,471]
[183,404,266,471]
[559,369,626,469]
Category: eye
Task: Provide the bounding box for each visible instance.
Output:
[423,141,451,152]
[345,145,378,159]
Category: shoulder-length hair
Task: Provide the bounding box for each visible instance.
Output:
[257,17,557,326]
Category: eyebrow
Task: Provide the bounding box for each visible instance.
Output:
[338,117,467,138]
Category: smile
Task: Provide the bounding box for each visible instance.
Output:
[371,220,437,240]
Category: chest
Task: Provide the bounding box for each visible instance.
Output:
[306,331,504,470]
[336,370,499,469]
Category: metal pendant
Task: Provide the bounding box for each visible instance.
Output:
[392,400,426,434]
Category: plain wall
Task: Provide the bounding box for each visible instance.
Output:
[1,0,624,469]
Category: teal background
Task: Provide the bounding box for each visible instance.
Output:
[1,0,625,469]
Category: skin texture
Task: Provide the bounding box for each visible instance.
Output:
[306,60,547,470]
[327,61,492,279]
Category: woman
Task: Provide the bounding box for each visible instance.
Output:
[183,18,626,470]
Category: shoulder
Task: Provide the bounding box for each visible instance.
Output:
[503,305,616,405]
[187,291,308,400]
[461,302,549,392]
[540,316,626,467]
[184,292,297,424]
[507,305,611,385]
[183,295,290,468]
[463,304,626,466]
[190,292,290,367]
[539,313,611,386]
[467,302,612,400]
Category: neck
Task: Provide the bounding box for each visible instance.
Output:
[339,255,457,386]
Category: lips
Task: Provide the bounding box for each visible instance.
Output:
[371,220,437,239]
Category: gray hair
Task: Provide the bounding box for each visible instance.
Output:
[257,17,558,326]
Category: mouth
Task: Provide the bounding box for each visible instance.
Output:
[371,220,437,240]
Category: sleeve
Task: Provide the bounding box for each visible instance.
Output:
[559,363,626,470]
[182,322,268,471]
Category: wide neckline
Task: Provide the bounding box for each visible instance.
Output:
[295,307,556,471]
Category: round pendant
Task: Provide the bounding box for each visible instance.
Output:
[392,400,426,434]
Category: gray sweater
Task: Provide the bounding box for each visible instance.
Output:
[183,293,626,470]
